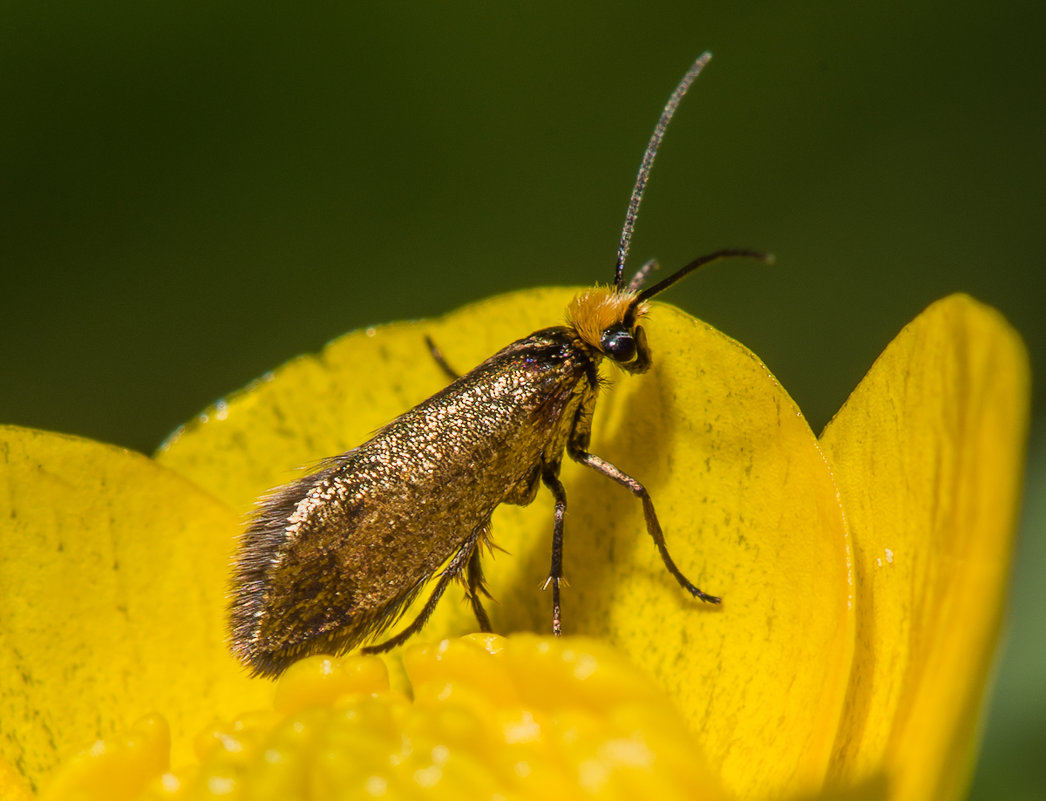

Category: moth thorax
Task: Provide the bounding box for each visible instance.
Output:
[566,286,649,353]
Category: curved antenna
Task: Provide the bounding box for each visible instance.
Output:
[613,52,713,289]
[625,248,774,323]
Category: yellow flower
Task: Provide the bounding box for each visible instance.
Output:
[0,291,1029,801]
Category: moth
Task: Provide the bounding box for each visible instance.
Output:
[230,52,769,678]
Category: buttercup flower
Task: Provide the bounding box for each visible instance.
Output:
[0,290,1029,800]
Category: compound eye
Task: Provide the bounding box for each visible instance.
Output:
[600,325,637,363]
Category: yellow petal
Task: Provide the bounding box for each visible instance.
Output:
[0,753,34,801]
[157,288,854,799]
[789,774,891,801]
[0,426,270,793]
[818,294,1031,800]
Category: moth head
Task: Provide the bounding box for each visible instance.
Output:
[566,286,652,374]
[567,247,773,376]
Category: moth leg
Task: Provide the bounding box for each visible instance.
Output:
[568,446,721,605]
[466,546,493,632]
[363,528,480,654]
[540,468,568,636]
[424,334,460,381]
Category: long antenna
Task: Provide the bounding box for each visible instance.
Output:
[613,52,713,289]
[636,248,774,304]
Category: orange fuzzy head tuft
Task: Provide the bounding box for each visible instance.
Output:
[566,287,649,353]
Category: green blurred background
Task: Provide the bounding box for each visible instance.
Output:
[2,2,1042,796]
